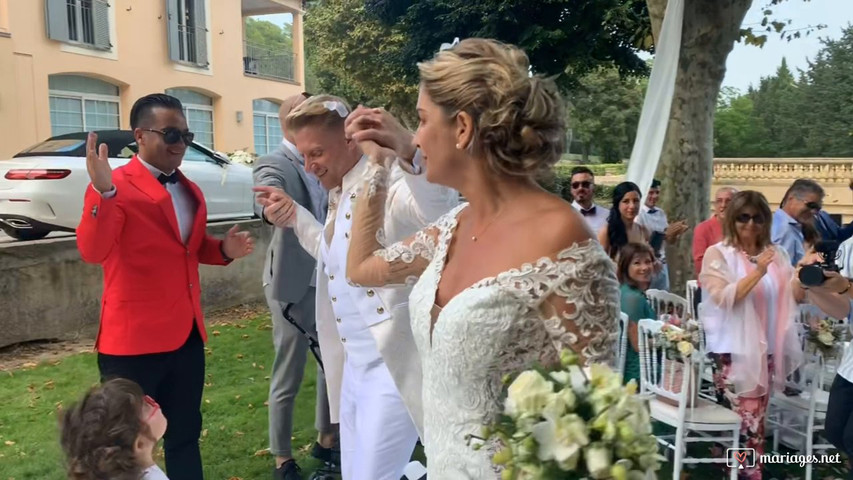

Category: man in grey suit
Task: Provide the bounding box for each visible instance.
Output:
[254,93,336,480]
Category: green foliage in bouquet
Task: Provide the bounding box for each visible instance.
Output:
[476,351,662,480]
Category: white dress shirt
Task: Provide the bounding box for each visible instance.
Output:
[636,204,669,261]
[98,156,196,244]
[571,201,609,235]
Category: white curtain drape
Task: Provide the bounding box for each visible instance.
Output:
[625,0,684,197]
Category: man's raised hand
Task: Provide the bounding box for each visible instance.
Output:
[345,105,416,162]
[86,132,113,193]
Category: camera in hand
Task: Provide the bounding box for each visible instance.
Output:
[798,240,841,287]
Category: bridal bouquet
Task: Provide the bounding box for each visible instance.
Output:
[476,351,661,480]
[657,319,701,361]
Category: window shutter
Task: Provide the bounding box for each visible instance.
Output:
[166,0,180,61]
[192,0,208,67]
[45,0,70,42]
[92,0,111,49]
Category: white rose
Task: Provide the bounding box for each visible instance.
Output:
[531,413,589,470]
[818,330,834,346]
[585,443,613,479]
[677,341,694,357]
[505,371,554,418]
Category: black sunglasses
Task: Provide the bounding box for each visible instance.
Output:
[735,213,766,225]
[143,127,195,146]
[571,181,592,189]
[805,201,822,211]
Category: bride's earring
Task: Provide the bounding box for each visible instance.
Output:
[455,143,461,149]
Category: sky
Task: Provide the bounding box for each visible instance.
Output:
[257,2,853,94]
[723,0,852,92]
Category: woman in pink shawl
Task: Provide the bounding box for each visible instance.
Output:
[699,190,803,479]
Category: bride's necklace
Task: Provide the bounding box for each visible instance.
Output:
[469,207,504,242]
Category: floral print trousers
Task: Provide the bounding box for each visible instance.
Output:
[710,353,773,480]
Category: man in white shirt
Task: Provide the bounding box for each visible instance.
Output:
[636,179,688,291]
[569,166,609,234]
[254,95,458,480]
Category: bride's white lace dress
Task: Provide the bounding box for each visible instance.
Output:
[347,164,621,479]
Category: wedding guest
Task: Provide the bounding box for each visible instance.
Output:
[700,190,803,480]
[617,242,657,384]
[772,179,824,266]
[76,94,254,479]
[60,378,169,480]
[692,187,737,312]
[636,179,688,291]
[598,181,649,260]
[253,92,337,480]
[569,166,609,234]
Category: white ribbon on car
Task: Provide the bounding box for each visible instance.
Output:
[323,100,348,118]
[439,37,460,51]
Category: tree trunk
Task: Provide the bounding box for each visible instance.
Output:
[646,0,752,295]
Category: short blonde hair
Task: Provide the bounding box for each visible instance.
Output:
[418,38,566,180]
[284,94,351,136]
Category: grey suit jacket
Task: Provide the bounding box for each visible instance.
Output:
[253,145,326,304]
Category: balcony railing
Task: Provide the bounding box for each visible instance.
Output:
[243,42,295,82]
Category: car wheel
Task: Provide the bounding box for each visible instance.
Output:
[8,228,50,241]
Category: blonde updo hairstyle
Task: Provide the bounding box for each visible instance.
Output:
[285,94,351,137]
[418,38,566,181]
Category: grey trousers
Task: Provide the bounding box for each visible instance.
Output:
[265,285,334,458]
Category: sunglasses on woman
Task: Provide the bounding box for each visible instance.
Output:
[735,213,766,225]
[143,395,160,422]
[143,127,195,146]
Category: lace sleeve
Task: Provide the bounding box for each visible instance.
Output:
[347,162,439,287]
[536,242,621,366]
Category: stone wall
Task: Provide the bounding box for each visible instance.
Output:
[0,220,272,348]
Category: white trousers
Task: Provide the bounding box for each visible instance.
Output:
[339,357,419,480]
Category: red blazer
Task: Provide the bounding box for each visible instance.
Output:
[77,156,230,355]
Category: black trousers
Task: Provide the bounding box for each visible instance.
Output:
[693,288,702,320]
[98,325,205,480]
[826,374,853,480]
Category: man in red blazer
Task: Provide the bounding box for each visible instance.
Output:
[77,93,254,480]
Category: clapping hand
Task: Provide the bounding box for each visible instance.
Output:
[756,248,775,273]
[222,225,254,259]
[86,132,113,193]
[253,186,296,228]
[665,220,689,242]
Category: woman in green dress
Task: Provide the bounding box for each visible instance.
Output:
[618,242,657,384]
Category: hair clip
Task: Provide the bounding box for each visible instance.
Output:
[323,100,348,118]
[439,37,460,52]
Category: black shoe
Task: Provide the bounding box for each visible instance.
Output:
[310,442,341,466]
[274,460,303,480]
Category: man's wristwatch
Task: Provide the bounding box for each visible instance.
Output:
[220,243,233,263]
[838,280,852,295]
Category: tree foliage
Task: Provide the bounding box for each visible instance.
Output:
[714,26,853,157]
[304,0,419,126]
[244,17,292,52]
[567,66,646,163]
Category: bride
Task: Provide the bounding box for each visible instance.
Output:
[345,38,620,478]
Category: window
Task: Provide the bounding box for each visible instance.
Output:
[253,99,282,155]
[45,0,110,49]
[166,88,214,148]
[48,75,120,135]
[167,0,208,67]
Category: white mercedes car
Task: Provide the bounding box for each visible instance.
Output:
[0,130,256,241]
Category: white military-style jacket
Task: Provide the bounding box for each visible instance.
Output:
[290,154,458,438]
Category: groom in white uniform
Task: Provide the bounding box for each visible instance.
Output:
[254,95,457,480]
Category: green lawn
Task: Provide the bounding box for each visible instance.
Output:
[0,314,325,480]
[0,312,848,479]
